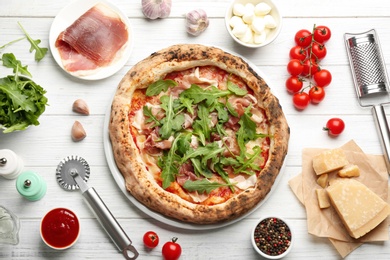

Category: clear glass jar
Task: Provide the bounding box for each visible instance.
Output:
[0,205,20,245]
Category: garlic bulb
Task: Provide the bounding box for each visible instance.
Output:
[142,0,172,20]
[186,9,209,36]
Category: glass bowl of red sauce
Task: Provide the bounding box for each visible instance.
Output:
[40,208,80,250]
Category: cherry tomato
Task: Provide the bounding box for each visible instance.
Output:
[313,25,332,43]
[162,237,182,260]
[309,86,325,104]
[287,59,304,76]
[323,118,345,137]
[313,69,332,87]
[302,58,320,77]
[294,29,312,48]
[292,92,310,110]
[289,46,307,61]
[311,42,327,60]
[143,231,159,249]
[285,76,303,94]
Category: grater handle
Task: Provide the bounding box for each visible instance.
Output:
[372,105,390,174]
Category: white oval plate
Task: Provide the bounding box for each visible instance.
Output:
[103,47,286,230]
[49,0,133,80]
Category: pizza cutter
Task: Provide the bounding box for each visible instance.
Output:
[56,155,139,259]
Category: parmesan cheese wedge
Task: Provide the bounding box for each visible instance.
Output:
[312,148,349,175]
[338,164,360,178]
[316,189,331,209]
[326,178,390,239]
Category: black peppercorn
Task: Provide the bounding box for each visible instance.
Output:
[253,217,292,256]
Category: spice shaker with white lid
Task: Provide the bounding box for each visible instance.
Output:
[0,149,24,179]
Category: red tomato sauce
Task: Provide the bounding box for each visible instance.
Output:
[41,208,80,249]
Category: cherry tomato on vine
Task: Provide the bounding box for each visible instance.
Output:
[287,59,304,76]
[311,42,327,60]
[292,92,310,110]
[302,58,320,77]
[285,76,303,93]
[313,69,332,87]
[313,25,332,43]
[162,238,182,260]
[289,46,307,61]
[143,231,159,248]
[309,86,325,103]
[323,118,345,137]
[294,29,312,48]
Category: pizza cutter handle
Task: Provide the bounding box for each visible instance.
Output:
[372,105,390,174]
[82,187,139,260]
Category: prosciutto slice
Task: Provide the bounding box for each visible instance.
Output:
[55,3,128,73]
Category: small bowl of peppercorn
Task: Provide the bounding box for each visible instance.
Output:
[251,216,293,259]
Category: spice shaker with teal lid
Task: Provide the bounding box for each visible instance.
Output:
[16,171,47,201]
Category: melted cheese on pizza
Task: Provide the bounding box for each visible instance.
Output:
[128,66,270,205]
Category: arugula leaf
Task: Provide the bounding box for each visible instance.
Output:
[227,80,248,96]
[142,105,161,127]
[159,95,184,139]
[180,84,230,106]
[183,179,230,194]
[17,22,48,62]
[1,53,32,77]
[214,163,235,192]
[182,142,221,163]
[192,103,211,140]
[234,146,262,174]
[215,102,229,123]
[179,96,194,115]
[159,134,182,189]
[0,37,25,50]
[190,158,213,178]
[146,79,178,97]
[226,101,239,117]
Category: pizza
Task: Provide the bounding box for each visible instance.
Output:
[109,44,289,224]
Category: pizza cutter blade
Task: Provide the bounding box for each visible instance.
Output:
[56,155,139,260]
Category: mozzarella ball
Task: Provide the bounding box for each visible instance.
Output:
[254,3,272,16]
[229,15,244,28]
[254,31,267,44]
[232,23,249,38]
[251,17,265,34]
[242,10,255,24]
[233,3,245,16]
[239,28,254,43]
[264,14,277,28]
[245,3,255,13]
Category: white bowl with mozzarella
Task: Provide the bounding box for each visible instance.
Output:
[225,0,282,48]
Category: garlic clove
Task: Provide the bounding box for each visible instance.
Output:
[142,0,172,20]
[186,9,209,36]
[71,121,86,142]
[72,99,90,115]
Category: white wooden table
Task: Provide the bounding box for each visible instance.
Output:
[1,0,390,259]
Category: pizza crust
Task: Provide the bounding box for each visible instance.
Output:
[109,44,289,224]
